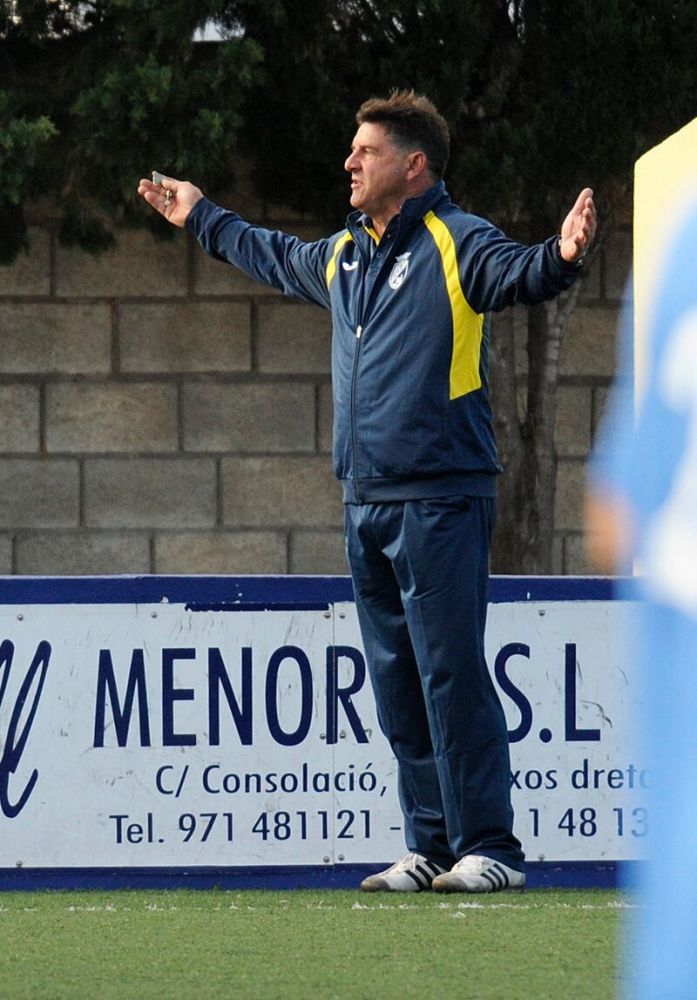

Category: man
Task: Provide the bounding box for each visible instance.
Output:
[586,196,697,998]
[138,90,596,893]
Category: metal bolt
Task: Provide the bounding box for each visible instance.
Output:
[16,614,23,621]
[323,856,331,864]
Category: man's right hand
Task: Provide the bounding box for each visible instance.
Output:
[137,176,203,228]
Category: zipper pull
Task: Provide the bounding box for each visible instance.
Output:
[356,325,363,339]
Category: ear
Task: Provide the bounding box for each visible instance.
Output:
[405,151,428,180]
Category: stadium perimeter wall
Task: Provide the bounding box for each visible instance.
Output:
[0,189,631,577]
[0,574,642,890]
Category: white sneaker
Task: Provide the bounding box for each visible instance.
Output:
[431,854,525,893]
[360,853,448,892]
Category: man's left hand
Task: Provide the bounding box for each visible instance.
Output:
[560,188,597,264]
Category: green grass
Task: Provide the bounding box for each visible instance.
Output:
[0,888,624,999]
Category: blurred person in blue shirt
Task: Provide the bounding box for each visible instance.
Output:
[586,194,697,1000]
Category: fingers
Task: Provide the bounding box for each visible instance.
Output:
[573,188,597,251]
[136,176,202,229]
[137,184,168,216]
[581,205,597,247]
[138,176,173,194]
[137,177,166,209]
[582,189,597,223]
[138,176,173,201]
[559,187,597,262]
[137,176,182,224]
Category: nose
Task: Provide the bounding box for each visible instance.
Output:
[345,150,359,172]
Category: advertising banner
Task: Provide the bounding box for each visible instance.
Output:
[0,578,643,880]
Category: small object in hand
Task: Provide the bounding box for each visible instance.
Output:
[152,171,173,205]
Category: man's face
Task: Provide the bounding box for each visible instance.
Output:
[344,122,413,220]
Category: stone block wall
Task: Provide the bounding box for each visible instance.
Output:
[554,224,631,573]
[0,197,630,576]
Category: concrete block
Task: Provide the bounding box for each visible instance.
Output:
[55,227,187,298]
[317,383,334,454]
[289,530,348,575]
[120,302,252,373]
[562,533,594,576]
[592,385,611,441]
[0,303,111,374]
[550,532,564,575]
[591,381,632,448]
[16,531,151,575]
[257,302,332,374]
[0,534,12,573]
[555,386,592,457]
[222,456,342,528]
[560,306,621,378]
[0,227,51,296]
[155,530,287,574]
[193,251,275,297]
[554,459,586,532]
[46,383,178,453]
[576,254,602,301]
[0,459,79,528]
[84,457,217,528]
[0,385,40,452]
[183,382,316,453]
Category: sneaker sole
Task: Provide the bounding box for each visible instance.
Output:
[432,876,526,894]
[359,877,433,893]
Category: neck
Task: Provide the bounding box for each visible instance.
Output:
[370,214,393,239]
[368,178,439,238]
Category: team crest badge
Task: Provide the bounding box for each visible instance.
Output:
[388,252,411,290]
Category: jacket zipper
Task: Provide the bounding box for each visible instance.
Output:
[350,319,364,503]
[349,223,400,503]
[349,224,373,503]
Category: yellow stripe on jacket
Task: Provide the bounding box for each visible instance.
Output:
[423,211,483,399]
[326,232,354,288]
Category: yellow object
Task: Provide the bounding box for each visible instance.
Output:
[634,117,697,400]
[325,232,354,289]
[423,210,484,399]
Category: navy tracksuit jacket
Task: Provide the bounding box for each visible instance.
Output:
[188,182,580,869]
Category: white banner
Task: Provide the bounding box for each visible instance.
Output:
[0,596,644,869]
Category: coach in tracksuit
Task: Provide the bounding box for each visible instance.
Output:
[138,90,596,893]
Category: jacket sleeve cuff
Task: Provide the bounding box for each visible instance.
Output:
[553,236,584,270]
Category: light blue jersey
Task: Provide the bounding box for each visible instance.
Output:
[594,198,697,999]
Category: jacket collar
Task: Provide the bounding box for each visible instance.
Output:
[347,181,450,238]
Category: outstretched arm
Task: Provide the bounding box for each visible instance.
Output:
[137,173,333,309]
[559,187,597,263]
[137,175,204,229]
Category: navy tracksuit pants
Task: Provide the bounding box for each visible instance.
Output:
[344,495,524,871]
